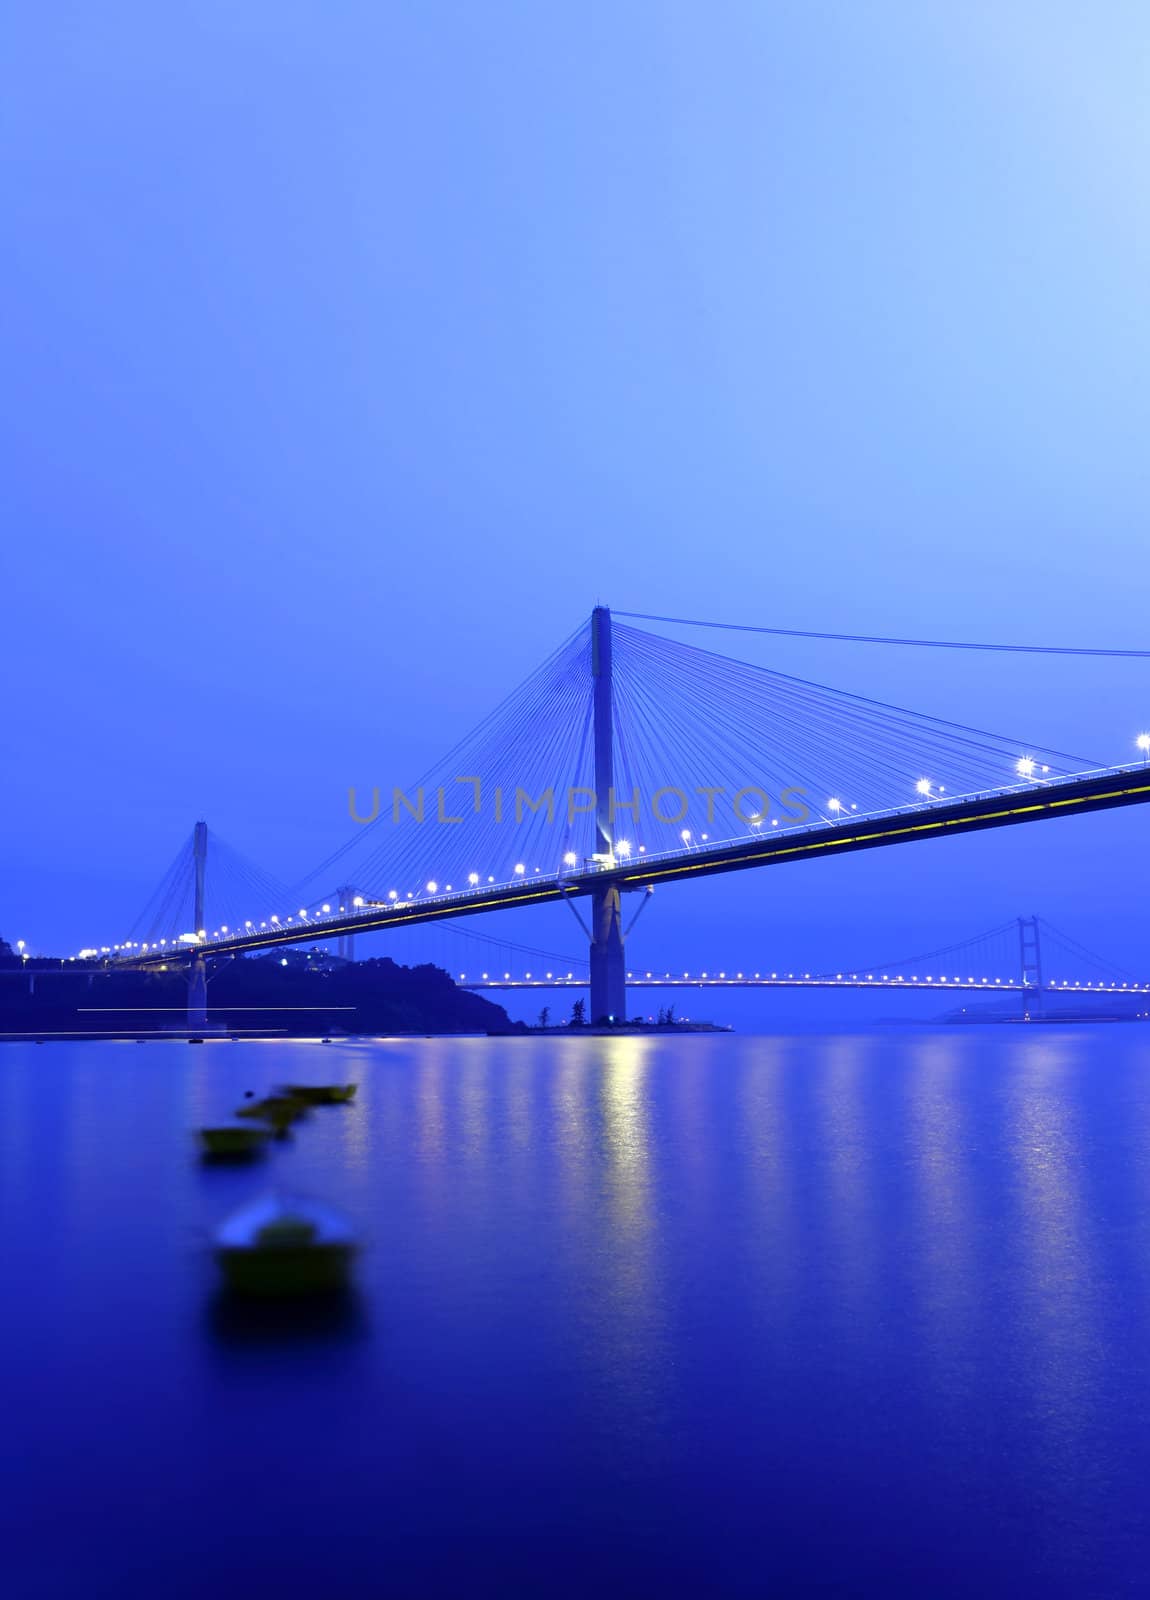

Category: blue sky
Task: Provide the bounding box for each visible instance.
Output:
[4,2,1149,1015]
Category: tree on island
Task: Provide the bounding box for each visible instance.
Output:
[570,997,586,1026]
[537,1005,550,1029]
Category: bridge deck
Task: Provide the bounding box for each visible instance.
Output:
[111,763,1150,969]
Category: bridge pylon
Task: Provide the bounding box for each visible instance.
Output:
[1018,915,1044,1021]
[188,822,210,1033]
[590,606,627,1022]
[192,820,207,937]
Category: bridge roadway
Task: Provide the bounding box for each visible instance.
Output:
[112,762,1150,969]
[459,975,1150,994]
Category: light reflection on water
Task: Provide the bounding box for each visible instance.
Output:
[905,1033,978,1415]
[4,1029,1150,1595]
[1005,1038,1103,1490]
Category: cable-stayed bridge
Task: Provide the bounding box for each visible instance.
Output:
[69,607,1150,1025]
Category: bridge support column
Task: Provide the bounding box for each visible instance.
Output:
[336,885,357,962]
[187,954,207,1032]
[590,882,627,1023]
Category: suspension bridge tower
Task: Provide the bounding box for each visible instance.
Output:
[589,606,627,1022]
[1018,915,1044,1021]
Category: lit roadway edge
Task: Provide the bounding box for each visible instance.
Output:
[111,763,1150,970]
[460,977,1150,992]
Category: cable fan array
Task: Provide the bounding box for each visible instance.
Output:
[293,617,1096,908]
[105,613,1114,957]
[123,829,291,950]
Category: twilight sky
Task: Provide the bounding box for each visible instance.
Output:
[4,2,1149,1020]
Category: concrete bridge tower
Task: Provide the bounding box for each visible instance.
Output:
[187,820,208,1031]
[589,607,627,1023]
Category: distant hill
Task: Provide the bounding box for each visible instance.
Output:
[0,951,521,1037]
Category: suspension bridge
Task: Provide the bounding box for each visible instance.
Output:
[58,607,1150,1026]
[437,916,1150,1007]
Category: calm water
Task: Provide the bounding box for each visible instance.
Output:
[3,1029,1150,1596]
